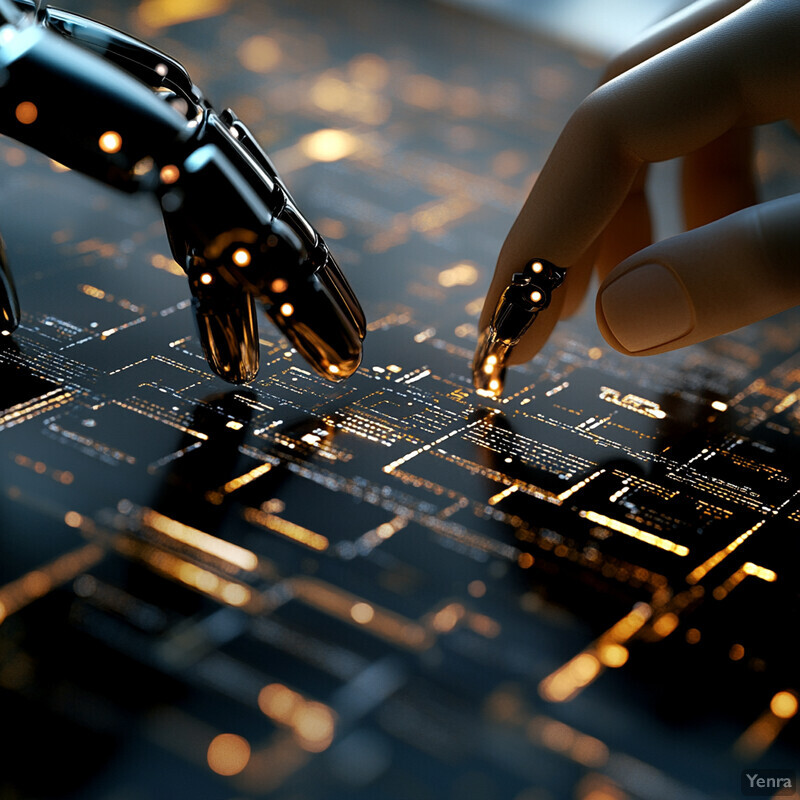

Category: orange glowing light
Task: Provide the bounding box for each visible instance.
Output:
[580,510,689,556]
[258,683,300,721]
[221,583,250,606]
[598,643,628,668]
[729,643,745,661]
[539,652,602,703]
[532,261,543,273]
[207,733,250,776]
[686,521,763,583]
[200,273,213,285]
[15,101,38,125]
[143,509,258,571]
[742,561,777,582]
[64,511,82,528]
[518,552,534,568]
[350,602,375,624]
[270,278,288,293]
[293,702,336,752]
[300,128,358,162]
[139,0,230,28]
[232,247,251,267]
[98,131,122,153]
[770,691,798,719]
[280,303,294,317]
[328,364,341,375]
[651,612,679,639]
[530,290,543,303]
[437,262,479,288]
[686,627,701,644]
[243,509,328,551]
[431,602,464,633]
[159,164,180,184]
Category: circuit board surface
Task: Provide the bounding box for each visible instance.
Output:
[1,1,799,798]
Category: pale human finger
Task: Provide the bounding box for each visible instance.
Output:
[479,0,753,338]
[476,0,800,372]
[596,194,800,355]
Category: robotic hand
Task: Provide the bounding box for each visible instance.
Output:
[0,0,365,384]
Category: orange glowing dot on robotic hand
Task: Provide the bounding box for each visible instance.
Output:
[15,101,38,125]
[532,261,543,273]
[232,248,251,267]
[159,164,180,184]
[530,290,543,303]
[200,273,213,285]
[98,131,123,153]
[280,303,294,317]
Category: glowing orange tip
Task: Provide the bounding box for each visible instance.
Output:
[232,247,251,267]
[99,131,123,153]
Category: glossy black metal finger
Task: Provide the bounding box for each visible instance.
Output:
[220,110,366,339]
[1,4,365,385]
[316,246,366,340]
[264,271,363,381]
[216,220,363,380]
[187,258,260,384]
[472,259,566,398]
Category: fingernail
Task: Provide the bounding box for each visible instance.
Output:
[472,328,508,399]
[599,263,694,352]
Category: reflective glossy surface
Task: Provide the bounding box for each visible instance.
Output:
[0,0,365,383]
[0,1,799,798]
[473,259,566,397]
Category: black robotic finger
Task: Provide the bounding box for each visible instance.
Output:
[216,219,363,381]
[264,270,363,381]
[216,111,367,342]
[311,245,366,340]
[472,259,566,398]
[0,5,365,385]
[187,258,260,384]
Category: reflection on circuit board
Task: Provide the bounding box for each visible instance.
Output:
[1,0,799,798]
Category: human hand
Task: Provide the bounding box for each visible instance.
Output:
[474,0,800,395]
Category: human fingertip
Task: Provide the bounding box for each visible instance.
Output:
[597,262,694,354]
